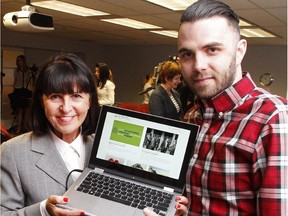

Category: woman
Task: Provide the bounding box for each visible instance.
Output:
[94,62,101,85]
[142,72,155,104]
[149,60,183,120]
[95,62,114,85]
[1,53,100,215]
[97,63,115,106]
[9,55,32,134]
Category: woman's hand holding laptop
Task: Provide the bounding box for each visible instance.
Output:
[46,195,86,216]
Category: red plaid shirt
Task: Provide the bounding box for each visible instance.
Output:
[184,72,288,215]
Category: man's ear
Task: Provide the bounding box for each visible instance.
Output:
[236,39,247,66]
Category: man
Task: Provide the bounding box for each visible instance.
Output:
[144,0,288,215]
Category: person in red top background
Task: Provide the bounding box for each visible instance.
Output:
[144,0,288,215]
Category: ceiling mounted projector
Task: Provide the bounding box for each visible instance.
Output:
[3,5,54,32]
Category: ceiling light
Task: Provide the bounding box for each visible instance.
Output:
[240,28,276,38]
[239,19,252,27]
[146,0,197,11]
[150,30,178,38]
[101,18,162,29]
[32,1,110,16]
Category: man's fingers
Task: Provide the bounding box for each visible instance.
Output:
[143,207,158,216]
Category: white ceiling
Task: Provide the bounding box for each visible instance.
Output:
[1,0,287,46]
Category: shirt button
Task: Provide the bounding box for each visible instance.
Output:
[218,112,223,117]
[193,154,198,159]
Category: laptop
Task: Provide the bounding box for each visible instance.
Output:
[59,105,199,216]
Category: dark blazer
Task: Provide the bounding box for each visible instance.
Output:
[0,132,94,215]
[149,84,183,120]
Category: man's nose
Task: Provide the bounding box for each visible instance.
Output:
[194,53,208,72]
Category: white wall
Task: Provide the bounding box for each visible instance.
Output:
[243,45,287,97]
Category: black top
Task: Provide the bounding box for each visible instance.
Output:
[149,85,183,120]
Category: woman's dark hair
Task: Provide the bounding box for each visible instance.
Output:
[158,60,181,84]
[95,62,106,68]
[98,63,111,89]
[180,0,240,36]
[145,74,151,82]
[31,53,100,136]
[16,55,28,69]
[143,72,153,86]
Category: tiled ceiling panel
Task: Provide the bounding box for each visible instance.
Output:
[1,0,287,45]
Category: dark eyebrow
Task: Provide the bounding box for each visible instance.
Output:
[178,47,192,54]
[178,42,224,55]
[204,42,224,48]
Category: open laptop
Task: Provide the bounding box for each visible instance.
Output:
[59,105,199,216]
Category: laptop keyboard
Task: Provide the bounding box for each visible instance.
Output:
[76,172,174,216]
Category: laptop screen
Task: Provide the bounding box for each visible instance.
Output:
[89,105,199,189]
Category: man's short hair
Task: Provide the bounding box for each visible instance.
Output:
[180,0,240,36]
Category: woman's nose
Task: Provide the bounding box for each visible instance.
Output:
[60,98,72,113]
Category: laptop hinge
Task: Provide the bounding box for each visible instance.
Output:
[163,186,174,193]
[93,167,104,174]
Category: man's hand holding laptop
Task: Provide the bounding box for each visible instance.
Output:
[143,196,188,216]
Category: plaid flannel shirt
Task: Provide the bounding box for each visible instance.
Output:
[184,72,288,215]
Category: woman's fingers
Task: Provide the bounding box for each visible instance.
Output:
[46,195,85,216]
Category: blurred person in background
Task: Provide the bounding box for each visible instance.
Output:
[142,72,155,104]
[9,55,32,134]
[149,60,183,120]
[97,63,115,106]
